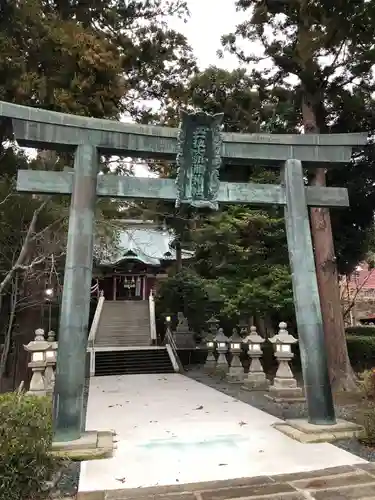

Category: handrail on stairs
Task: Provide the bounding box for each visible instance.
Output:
[149,289,157,345]
[165,326,184,373]
[87,290,105,376]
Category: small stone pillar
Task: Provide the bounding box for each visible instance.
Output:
[242,326,269,391]
[214,328,229,375]
[268,322,304,402]
[227,328,244,383]
[45,330,58,395]
[24,328,50,396]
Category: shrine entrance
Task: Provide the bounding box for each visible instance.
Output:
[0,100,367,443]
[114,275,144,301]
[97,274,145,300]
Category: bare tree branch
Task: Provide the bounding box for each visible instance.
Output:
[0,199,50,303]
[342,269,375,318]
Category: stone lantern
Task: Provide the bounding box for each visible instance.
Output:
[238,318,248,336]
[207,315,220,335]
[214,328,229,374]
[24,328,50,396]
[45,330,58,395]
[242,326,269,391]
[268,322,303,401]
[227,328,244,382]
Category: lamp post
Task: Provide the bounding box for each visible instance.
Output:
[268,322,304,401]
[242,325,269,391]
[44,287,54,332]
[164,313,172,345]
[227,328,244,383]
[204,316,219,372]
[204,332,216,372]
[214,328,229,375]
[24,328,50,396]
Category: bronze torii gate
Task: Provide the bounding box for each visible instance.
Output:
[0,102,367,443]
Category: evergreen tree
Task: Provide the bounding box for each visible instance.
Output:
[219,0,375,390]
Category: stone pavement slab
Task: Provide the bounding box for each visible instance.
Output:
[79,374,367,494]
[77,463,375,499]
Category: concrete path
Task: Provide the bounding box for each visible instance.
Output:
[79,374,367,494]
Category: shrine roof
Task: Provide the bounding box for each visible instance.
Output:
[99,221,193,266]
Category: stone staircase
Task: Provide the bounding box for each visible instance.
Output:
[94,348,175,376]
[94,300,151,348]
[91,300,177,376]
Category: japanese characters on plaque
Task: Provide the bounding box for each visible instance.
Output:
[175,110,223,210]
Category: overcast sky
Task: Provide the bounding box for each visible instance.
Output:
[136,1,250,177]
[168,0,244,70]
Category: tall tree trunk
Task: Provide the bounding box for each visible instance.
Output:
[303,98,358,391]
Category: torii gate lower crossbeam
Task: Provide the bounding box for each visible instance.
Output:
[17,158,340,439]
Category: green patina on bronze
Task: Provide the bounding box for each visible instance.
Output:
[0,100,368,441]
[175,111,223,209]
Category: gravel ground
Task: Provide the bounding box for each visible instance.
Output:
[186,366,375,462]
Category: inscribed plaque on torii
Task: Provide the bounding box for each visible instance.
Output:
[175,110,223,210]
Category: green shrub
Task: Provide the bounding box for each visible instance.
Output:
[359,406,375,445]
[346,326,375,337]
[360,369,375,399]
[346,335,375,370]
[0,392,61,500]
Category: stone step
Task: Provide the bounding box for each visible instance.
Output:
[97,334,149,338]
[96,340,150,343]
[98,324,150,328]
[95,342,151,347]
[97,327,150,333]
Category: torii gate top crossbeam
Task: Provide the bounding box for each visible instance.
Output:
[0,101,367,165]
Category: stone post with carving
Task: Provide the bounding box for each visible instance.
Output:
[45,330,58,395]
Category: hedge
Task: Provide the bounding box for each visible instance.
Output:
[0,392,61,500]
[346,335,375,370]
[346,326,375,337]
